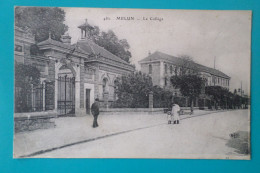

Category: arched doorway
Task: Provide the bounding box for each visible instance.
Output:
[57,65,75,116]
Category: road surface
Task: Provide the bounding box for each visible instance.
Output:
[33,110,250,159]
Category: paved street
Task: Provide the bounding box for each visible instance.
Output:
[14,109,250,159]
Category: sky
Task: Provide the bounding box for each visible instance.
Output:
[62,8,251,95]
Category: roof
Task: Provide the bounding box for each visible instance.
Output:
[194,63,230,79]
[139,51,230,79]
[76,39,131,65]
[78,19,94,30]
[15,26,26,33]
[37,37,133,68]
[37,38,85,54]
[139,51,182,64]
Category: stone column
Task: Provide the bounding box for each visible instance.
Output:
[195,97,199,107]
[185,97,188,107]
[42,82,46,111]
[103,91,109,110]
[54,61,60,112]
[149,91,153,112]
[75,65,81,116]
[31,84,34,111]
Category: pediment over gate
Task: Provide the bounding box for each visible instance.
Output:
[60,57,75,67]
[56,58,78,79]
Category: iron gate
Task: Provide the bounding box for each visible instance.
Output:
[57,75,75,116]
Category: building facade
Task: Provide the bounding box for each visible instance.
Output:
[14,20,134,116]
[139,51,230,90]
[139,51,230,107]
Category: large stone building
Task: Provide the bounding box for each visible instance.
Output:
[139,51,230,90]
[139,51,230,107]
[15,20,134,116]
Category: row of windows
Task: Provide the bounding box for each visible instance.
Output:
[211,76,229,86]
[148,64,190,75]
[148,63,229,87]
[165,64,177,74]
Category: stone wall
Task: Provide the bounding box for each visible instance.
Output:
[15,119,55,133]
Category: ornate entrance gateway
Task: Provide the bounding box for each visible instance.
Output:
[57,75,75,116]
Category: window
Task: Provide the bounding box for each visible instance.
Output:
[170,66,173,74]
[15,44,23,52]
[175,67,178,76]
[165,64,167,74]
[102,78,108,94]
[165,77,167,86]
[149,64,152,74]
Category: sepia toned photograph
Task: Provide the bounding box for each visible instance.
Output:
[13,7,251,159]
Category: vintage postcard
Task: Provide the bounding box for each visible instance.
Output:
[14,7,251,159]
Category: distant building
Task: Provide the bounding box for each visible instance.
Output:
[15,19,134,116]
[139,51,230,90]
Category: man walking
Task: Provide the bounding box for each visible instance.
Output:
[91,98,100,128]
[172,102,181,124]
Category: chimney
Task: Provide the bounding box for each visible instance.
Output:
[61,33,71,45]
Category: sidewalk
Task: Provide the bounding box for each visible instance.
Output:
[13,109,223,158]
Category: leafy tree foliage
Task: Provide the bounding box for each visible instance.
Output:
[112,72,152,108]
[15,63,41,112]
[177,55,199,75]
[171,75,205,113]
[152,86,173,108]
[15,7,68,42]
[15,63,40,87]
[205,86,228,109]
[87,24,132,63]
[168,56,205,113]
[205,86,249,109]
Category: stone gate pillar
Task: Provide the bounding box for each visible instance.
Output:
[103,91,109,109]
[149,91,153,111]
[74,65,81,116]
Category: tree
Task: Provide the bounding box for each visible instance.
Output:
[205,86,230,109]
[15,7,68,42]
[15,63,41,112]
[86,23,132,63]
[176,55,199,76]
[113,72,153,108]
[171,75,205,114]
[170,56,204,113]
[152,86,173,108]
